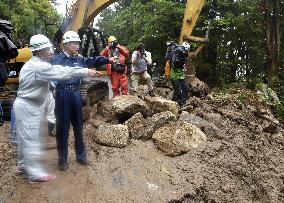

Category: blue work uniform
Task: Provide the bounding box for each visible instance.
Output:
[51,52,109,163]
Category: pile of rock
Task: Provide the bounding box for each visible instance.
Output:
[83,95,206,156]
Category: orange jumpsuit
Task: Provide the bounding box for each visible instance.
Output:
[100,46,129,97]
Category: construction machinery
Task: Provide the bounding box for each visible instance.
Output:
[54,0,214,58]
[1,0,216,119]
[180,0,217,83]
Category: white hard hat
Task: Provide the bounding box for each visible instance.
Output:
[63,31,81,43]
[181,42,190,50]
[29,34,53,51]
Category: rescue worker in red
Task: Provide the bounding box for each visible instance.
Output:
[100,36,129,97]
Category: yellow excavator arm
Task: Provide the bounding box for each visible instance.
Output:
[66,0,207,44]
[179,0,207,44]
[67,0,117,31]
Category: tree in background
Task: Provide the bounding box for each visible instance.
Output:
[261,0,282,89]
[97,0,184,68]
[97,0,283,91]
[196,0,267,87]
[0,0,61,46]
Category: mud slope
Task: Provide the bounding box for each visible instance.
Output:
[0,93,283,203]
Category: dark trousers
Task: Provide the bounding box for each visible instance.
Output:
[171,79,189,106]
[55,89,86,163]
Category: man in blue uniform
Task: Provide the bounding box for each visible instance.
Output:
[51,31,117,171]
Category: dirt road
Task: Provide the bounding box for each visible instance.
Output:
[0,122,187,203]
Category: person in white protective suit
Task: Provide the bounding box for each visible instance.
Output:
[13,34,107,184]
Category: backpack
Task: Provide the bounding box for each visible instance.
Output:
[172,47,188,69]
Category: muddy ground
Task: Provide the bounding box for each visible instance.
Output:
[0,90,283,203]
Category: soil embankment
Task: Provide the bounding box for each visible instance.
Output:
[0,90,283,203]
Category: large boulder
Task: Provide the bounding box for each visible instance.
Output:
[179,111,221,140]
[189,77,210,97]
[83,118,107,137]
[113,95,149,118]
[96,99,116,123]
[125,112,147,139]
[154,87,173,100]
[125,111,177,140]
[129,85,149,98]
[95,95,149,123]
[144,96,180,117]
[94,124,129,148]
[142,111,177,140]
[153,121,207,156]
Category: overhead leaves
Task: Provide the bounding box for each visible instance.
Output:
[0,0,61,45]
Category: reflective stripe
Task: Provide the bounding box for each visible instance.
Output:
[64,36,80,41]
[30,41,49,48]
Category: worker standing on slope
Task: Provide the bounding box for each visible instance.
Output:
[165,42,190,106]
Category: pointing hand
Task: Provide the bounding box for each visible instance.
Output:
[88,69,101,77]
[109,56,118,64]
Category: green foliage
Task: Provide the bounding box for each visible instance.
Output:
[0,0,61,45]
[210,83,256,104]
[210,83,283,123]
[279,96,284,121]
[256,83,281,106]
[256,83,284,121]
[196,0,267,86]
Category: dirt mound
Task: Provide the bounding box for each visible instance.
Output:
[168,95,284,202]
[82,90,284,202]
[0,88,283,202]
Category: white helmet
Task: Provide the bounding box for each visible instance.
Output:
[181,42,190,50]
[29,34,53,51]
[63,31,81,44]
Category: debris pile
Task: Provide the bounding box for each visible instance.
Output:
[0,87,283,202]
[81,88,284,202]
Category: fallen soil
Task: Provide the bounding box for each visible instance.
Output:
[0,89,283,203]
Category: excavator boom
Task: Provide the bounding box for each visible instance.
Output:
[179,0,206,44]
[67,0,207,45]
[66,0,117,32]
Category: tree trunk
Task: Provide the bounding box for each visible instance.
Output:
[263,0,281,87]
